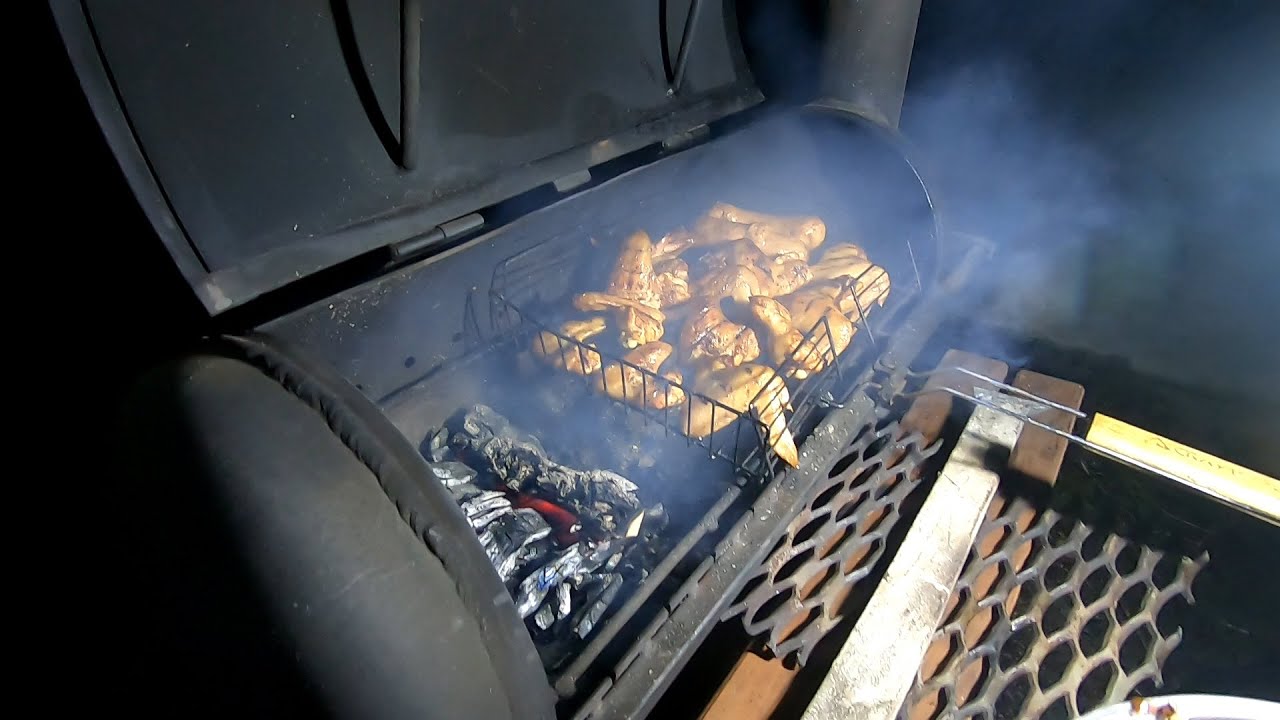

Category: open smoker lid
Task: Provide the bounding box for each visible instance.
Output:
[54,1,762,314]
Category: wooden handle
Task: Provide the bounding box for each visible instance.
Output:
[1085,413,1280,526]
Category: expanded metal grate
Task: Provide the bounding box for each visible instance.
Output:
[900,493,1208,720]
[718,407,1208,720]
[722,413,942,663]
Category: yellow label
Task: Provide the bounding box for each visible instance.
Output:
[1085,413,1280,525]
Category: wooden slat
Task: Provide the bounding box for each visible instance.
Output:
[803,396,1017,720]
[1007,370,1084,486]
[700,654,797,720]
[906,369,1086,720]
[1086,413,1280,525]
[698,350,1008,720]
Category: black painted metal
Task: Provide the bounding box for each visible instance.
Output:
[54,0,761,313]
[821,0,924,129]
[399,0,421,170]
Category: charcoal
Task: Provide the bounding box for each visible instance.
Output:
[426,427,452,462]
[452,405,641,536]
[573,573,624,639]
[476,508,553,583]
[515,545,585,618]
[556,581,572,619]
[428,461,477,487]
[533,603,557,631]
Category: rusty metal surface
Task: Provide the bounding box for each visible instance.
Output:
[900,493,1209,720]
[720,351,1011,666]
[721,411,942,663]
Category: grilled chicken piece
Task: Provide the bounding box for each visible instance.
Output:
[682,363,799,467]
[746,223,814,263]
[699,240,771,273]
[654,258,691,306]
[533,317,607,375]
[750,297,813,373]
[606,231,660,308]
[696,264,767,303]
[573,292,666,348]
[594,341,687,409]
[709,203,827,250]
[783,266,890,326]
[653,216,752,262]
[807,243,869,282]
[750,296,854,380]
[681,299,760,367]
[763,258,813,296]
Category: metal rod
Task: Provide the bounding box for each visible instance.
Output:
[399,0,422,170]
[899,365,1088,419]
[906,237,922,292]
[904,385,1278,527]
[850,279,876,349]
[670,0,704,94]
[555,483,743,696]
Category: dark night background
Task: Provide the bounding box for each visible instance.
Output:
[54,0,1277,713]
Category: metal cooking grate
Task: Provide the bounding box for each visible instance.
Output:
[722,412,942,662]
[901,493,1208,720]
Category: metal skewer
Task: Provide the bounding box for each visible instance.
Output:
[888,364,1280,528]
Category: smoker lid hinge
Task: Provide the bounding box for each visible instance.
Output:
[388,212,485,262]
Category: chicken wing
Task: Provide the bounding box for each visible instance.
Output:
[654,258,691,306]
[709,203,827,250]
[653,215,751,262]
[807,243,869,282]
[606,231,660,308]
[682,363,799,467]
[750,296,853,380]
[783,265,890,325]
[533,317,607,375]
[696,264,767,303]
[746,223,814,263]
[573,292,667,348]
[681,299,760,367]
[594,341,687,409]
[762,258,813,296]
[698,240,770,273]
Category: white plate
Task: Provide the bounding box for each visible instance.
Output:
[1077,694,1280,720]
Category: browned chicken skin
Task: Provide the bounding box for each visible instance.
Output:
[750,296,854,380]
[698,240,771,273]
[653,258,691,306]
[782,267,889,328]
[696,264,767,303]
[682,363,799,467]
[681,299,761,367]
[653,215,752,262]
[606,231,660,308]
[594,341,687,409]
[533,317,607,375]
[709,203,827,251]
[746,223,814,263]
[573,292,666,348]
[764,258,813,296]
[808,243,869,282]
